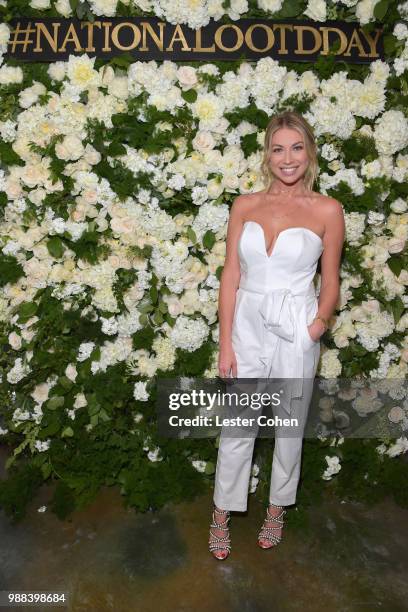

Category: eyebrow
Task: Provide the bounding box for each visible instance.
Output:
[272,141,304,147]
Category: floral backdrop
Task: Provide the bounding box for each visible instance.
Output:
[0,0,408,520]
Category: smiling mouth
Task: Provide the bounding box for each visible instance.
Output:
[280,167,299,173]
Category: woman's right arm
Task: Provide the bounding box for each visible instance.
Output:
[218,195,247,378]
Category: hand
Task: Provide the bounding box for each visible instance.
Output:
[218,345,237,378]
[307,318,326,342]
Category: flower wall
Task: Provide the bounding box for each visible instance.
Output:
[1,0,408,519]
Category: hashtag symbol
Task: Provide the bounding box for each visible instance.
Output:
[8,21,36,54]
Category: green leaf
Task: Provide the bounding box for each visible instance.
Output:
[59,376,73,390]
[18,302,38,321]
[61,426,74,438]
[383,34,397,55]
[391,296,405,324]
[373,0,389,20]
[181,89,198,103]
[110,52,134,68]
[47,236,64,258]
[187,226,197,244]
[46,396,65,410]
[158,301,168,314]
[139,303,154,313]
[150,286,158,303]
[41,462,52,479]
[215,266,223,281]
[387,256,403,278]
[153,310,163,325]
[279,0,303,18]
[0,254,24,287]
[204,461,215,475]
[107,142,127,157]
[203,229,216,250]
[139,313,149,326]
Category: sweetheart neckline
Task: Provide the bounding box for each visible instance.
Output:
[243,221,323,259]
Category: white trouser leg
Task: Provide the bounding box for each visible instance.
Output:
[213,435,256,511]
[269,343,319,506]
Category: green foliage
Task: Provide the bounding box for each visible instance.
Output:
[0,140,23,165]
[63,231,111,264]
[170,342,215,376]
[0,254,24,287]
[0,461,43,523]
[0,0,407,525]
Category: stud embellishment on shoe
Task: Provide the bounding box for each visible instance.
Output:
[258,503,286,549]
[209,507,231,560]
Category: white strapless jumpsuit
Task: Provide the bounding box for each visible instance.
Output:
[213,221,324,510]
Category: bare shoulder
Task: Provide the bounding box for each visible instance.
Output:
[312,193,344,222]
[312,192,343,210]
[229,192,258,218]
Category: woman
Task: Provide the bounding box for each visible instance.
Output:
[208,110,345,560]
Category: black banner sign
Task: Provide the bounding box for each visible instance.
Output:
[4,17,384,63]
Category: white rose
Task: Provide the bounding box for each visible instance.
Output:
[390,198,407,213]
[8,332,22,350]
[54,0,73,16]
[73,393,88,408]
[30,0,51,8]
[108,76,129,99]
[177,65,198,88]
[31,382,50,404]
[388,237,406,253]
[101,65,115,85]
[65,363,78,382]
[192,130,215,153]
[55,135,84,161]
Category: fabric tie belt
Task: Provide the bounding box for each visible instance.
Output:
[238,282,316,411]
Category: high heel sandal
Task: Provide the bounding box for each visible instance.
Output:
[208,506,231,560]
[258,502,286,549]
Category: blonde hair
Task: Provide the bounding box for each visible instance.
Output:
[260,111,318,193]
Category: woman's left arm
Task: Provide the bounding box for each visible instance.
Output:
[310,198,345,340]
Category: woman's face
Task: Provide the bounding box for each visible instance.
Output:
[268,127,309,185]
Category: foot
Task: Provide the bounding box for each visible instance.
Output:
[208,505,231,560]
[258,502,286,549]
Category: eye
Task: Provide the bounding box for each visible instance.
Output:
[272,145,303,152]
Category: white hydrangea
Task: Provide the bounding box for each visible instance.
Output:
[7,357,31,384]
[191,202,230,242]
[373,110,408,155]
[344,212,366,245]
[319,349,343,378]
[134,381,149,401]
[306,96,356,139]
[77,342,95,362]
[152,336,177,370]
[322,455,341,480]
[170,315,209,351]
[91,337,133,373]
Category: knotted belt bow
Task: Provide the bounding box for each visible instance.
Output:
[256,287,313,410]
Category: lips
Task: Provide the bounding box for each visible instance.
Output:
[280,167,298,174]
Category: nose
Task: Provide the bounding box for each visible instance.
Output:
[284,150,292,163]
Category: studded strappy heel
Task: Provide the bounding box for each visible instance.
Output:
[258,502,286,549]
[208,505,231,560]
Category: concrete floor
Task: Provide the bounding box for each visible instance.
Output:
[0,448,408,612]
